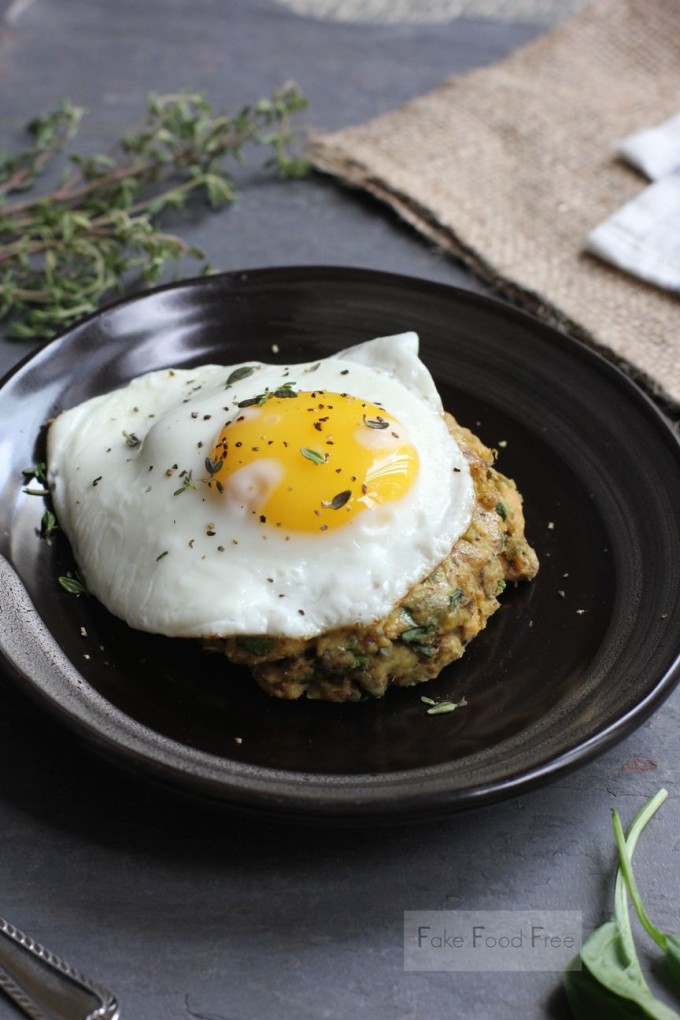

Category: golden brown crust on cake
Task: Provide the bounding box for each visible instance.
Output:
[206,413,538,701]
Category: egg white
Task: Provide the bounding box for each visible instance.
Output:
[47,333,474,639]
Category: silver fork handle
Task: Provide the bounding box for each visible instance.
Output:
[0,915,118,1020]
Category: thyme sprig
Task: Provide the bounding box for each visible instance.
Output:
[0,86,308,339]
[173,469,197,496]
[237,382,298,408]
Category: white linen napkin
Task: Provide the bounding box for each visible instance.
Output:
[587,113,680,292]
[618,112,680,180]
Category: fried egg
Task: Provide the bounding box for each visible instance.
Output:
[47,333,474,639]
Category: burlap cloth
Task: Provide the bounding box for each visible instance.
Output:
[310,0,680,408]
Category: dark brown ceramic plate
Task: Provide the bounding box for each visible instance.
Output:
[0,267,679,822]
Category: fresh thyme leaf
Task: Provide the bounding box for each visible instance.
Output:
[449,587,464,609]
[401,625,435,658]
[58,574,88,596]
[362,415,389,430]
[204,456,223,476]
[237,389,273,407]
[401,626,431,644]
[0,85,308,339]
[426,698,467,716]
[496,501,508,521]
[22,462,47,484]
[226,365,257,386]
[322,489,351,510]
[300,447,325,465]
[40,509,58,538]
[273,383,298,398]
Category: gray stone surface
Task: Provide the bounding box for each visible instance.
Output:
[0,2,678,1019]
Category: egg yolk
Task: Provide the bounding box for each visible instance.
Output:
[208,390,419,532]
